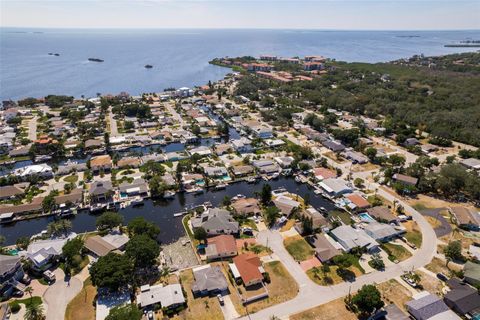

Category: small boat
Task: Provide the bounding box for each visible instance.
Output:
[88,58,104,62]
[163,191,176,199]
[232,194,246,201]
[271,172,280,180]
[144,64,153,69]
[203,201,213,208]
[194,188,204,195]
[173,211,187,217]
[295,175,302,183]
[215,184,227,190]
[246,177,256,184]
[131,197,144,206]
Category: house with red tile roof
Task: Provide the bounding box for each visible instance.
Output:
[313,167,336,181]
[205,235,238,261]
[230,253,264,287]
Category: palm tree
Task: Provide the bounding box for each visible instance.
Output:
[25,303,45,320]
[24,286,33,302]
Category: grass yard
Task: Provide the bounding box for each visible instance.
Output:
[11,296,43,308]
[328,210,353,225]
[425,257,463,276]
[403,221,423,248]
[64,174,78,183]
[307,264,364,285]
[280,219,296,232]
[290,297,357,320]
[175,269,223,320]
[381,243,412,262]
[284,235,314,262]
[65,278,97,320]
[377,279,412,312]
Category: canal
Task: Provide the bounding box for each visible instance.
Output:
[0,177,336,245]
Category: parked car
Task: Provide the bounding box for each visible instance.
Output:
[217,294,224,306]
[43,270,56,283]
[436,273,449,282]
[147,311,154,320]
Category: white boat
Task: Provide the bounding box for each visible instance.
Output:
[215,183,227,190]
[194,188,204,194]
[131,197,144,206]
[295,175,302,183]
[163,191,176,199]
[246,177,256,184]
[271,172,280,180]
[232,194,246,201]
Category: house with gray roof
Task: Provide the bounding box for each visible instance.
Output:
[406,292,460,320]
[319,178,352,197]
[0,255,26,298]
[460,158,480,171]
[322,140,345,152]
[89,180,114,203]
[191,208,239,236]
[27,233,77,271]
[136,284,185,309]
[307,233,342,262]
[191,265,229,297]
[119,178,149,198]
[464,261,480,287]
[330,225,378,252]
[367,206,398,224]
[364,222,405,242]
[444,280,480,317]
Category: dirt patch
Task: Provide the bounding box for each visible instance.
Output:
[377,279,412,312]
[290,297,357,320]
[415,270,444,296]
[425,257,463,276]
[65,278,97,320]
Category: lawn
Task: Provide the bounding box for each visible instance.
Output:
[328,210,353,225]
[377,279,412,312]
[403,221,423,248]
[381,243,412,262]
[11,296,42,308]
[64,174,79,183]
[290,297,356,320]
[65,278,97,320]
[174,269,223,320]
[284,236,314,262]
[280,219,296,232]
[425,257,463,276]
[307,261,364,285]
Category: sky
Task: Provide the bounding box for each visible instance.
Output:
[1,0,479,30]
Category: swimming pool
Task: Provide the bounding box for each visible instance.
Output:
[359,212,375,222]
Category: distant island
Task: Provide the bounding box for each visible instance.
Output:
[88,58,104,62]
[48,53,60,56]
[145,64,153,69]
[445,40,480,47]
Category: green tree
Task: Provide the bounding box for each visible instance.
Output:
[24,302,45,320]
[42,190,59,213]
[90,253,133,291]
[125,234,160,269]
[127,217,160,239]
[369,253,385,270]
[148,175,168,197]
[351,284,384,315]
[193,227,208,243]
[260,184,272,205]
[264,206,280,227]
[365,147,377,161]
[444,240,463,265]
[96,212,124,232]
[47,220,72,237]
[105,304,142,320]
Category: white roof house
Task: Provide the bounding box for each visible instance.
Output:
[27,233,77,268]
[136,284,185,309]
[330,225,378,252]
[14,164,53,178]
[319,178,352,197]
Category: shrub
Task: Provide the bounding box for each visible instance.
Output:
[10,301,20,313]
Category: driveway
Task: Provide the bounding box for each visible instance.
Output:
[43,269,83,320]
[420,208,452,237]
[108,106,118,137]
[238,185,437,320]
[221,295,240,320]
[28,116,38,141]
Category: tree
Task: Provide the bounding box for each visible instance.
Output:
[351,284,384,315]
[62,237,84,271]
[90,253,133,291]
[444,240,463,265]
[25,286,33,302]
[125,234,160,269]
[148,175,168,197]
[365,147,377,161]
[301,217,313,235]
[16,236,30,250]
[353,178,364,188]
[260,184,272,205]
[47,220,72,237]
[96,212,123,232]
[333,254,353,268]
[264,206,280,227]
[42,190,58,213]
[222,195,232,206]
[193,227,207,243]
[369,253,385,270]
[127,217,160,239]
[25,303,45,320]
[105,304,142,320]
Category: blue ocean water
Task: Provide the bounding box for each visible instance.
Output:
[1,28,479,101]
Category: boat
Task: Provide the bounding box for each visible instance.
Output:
[144,64,153,69]
[215,183,227,190]
[88,58,104,62]
[295,175,302,183]
[271,172,280,180]
[194,188,204,195]
[131,197,144,206]
[246,177,256,184]
[163,191,176,199]
[232,194,246,201]
[173,211,187,217]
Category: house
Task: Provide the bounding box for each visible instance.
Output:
[0,255,26,298]
[273,195,300,216]
[0,199,43,219]
[162,173,177,187]
[421,144,438,154]
[364,222,405,242]
[231,137,253,153]
[90,155,112,173]
[205,235,238,260]
[231,198,261,216]
[274,156,295,168]
[464,261,480,287]
[84,235,116,257]
[119,178,149,198]
[191,208,239,236]
[230,253,264,287]
[214,143,232,156]
[26,234,77,271]
[313,167,336,181]
[345,193,370,211]
[136,284,185,309]
[406,292,461,320]
[460,158,480,171]
[230,165,255,178]
[84,139,104,150]
[252,125,273,139]
[89,180,114,203]
[307,234,342,262]
[392,174,418,187]
[56,162,88,176]
[203,166,230,180]
[404,138,420,147]
[330,225,378,252]
[0,185,24,200]
[449,207,480,231]
[14,164,53,178]
[189,146,212,157]
[54,188,83,208]
[301,207,331,229]
[319,178,352,197]
[342,150,368,164]
[252,159,280,175]
[116,157,141,169]
[444,279,480,317]
[191,265,229,297]
[322,140,345,152]
[367,206,398,224]
[376,304,409,320]
[175,87,194,97]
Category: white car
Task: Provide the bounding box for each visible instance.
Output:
[147,311,154,320]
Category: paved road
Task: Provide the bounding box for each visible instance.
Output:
[236,185,437,320]
[28,116,37,141]
[165,102,186,127]
[43,269,83,320]
[108,106,118,137]
[420,208,452,237]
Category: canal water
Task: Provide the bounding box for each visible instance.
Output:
[0,177,336,245]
